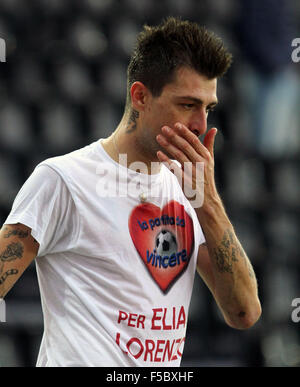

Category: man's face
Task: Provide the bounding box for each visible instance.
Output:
[138,66,218,159]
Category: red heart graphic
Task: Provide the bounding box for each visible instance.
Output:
[129,200,194,293]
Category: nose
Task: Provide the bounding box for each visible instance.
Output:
[188,108,207,136]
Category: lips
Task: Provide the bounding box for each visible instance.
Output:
[129,200,195,293]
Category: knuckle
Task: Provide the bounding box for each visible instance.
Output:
[191,136,199,145]
[175,150,182,159]
[182,141,189,151]
[204,149,211,159]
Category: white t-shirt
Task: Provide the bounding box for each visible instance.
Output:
[5,139,205,367]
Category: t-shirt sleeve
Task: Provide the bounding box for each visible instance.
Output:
[3,164,81,257]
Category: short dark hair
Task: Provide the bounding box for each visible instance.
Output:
[126,17,232,109]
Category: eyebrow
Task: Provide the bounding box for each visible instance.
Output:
[175,95,219,108]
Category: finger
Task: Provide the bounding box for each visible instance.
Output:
[203,127,218,158]
[156,134,190,165]
[160,125,202,162]
[156,150,183,175]
[174,123,211,160]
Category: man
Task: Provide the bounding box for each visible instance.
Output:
[0,17,261,366]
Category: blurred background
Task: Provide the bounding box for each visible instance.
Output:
[0,0,300,367]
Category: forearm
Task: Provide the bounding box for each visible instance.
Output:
[0,237,24,298]
[0,224,39,299]
[196,200,261,329]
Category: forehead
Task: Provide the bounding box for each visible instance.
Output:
[161,67,217,101]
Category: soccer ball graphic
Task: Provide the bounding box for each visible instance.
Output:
[155,230,178,256]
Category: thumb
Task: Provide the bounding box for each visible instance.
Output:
[203,127,218,157]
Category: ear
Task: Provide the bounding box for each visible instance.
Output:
[130,81,149,112]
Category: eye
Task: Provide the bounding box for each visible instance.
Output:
[206,107,215,114]
[182,104,194,110]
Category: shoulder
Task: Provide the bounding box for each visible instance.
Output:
[36,141,101,180]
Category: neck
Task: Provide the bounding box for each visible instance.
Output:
[102,111,161,175]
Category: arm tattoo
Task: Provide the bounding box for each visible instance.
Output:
[126,109,139,133]
[0,241,23,288]
[3,227,29,239]
[0,242,24,262]
[0,269,19,285]
[213,229,244,274]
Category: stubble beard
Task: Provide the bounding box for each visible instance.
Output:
[138,126,173,163]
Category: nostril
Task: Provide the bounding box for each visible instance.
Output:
[192,130,200,137]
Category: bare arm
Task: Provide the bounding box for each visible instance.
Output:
[0,223,39,298]
[196,204,261,330]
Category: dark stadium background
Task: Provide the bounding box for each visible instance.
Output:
[0,0,300,367]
